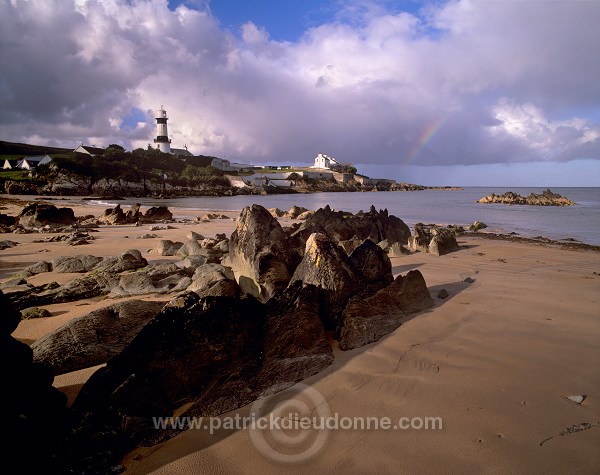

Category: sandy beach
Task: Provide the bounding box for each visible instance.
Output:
[2,198,599,474]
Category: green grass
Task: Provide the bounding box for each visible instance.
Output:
[0,170,30,181]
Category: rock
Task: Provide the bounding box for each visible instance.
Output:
[181,255,208,272]
[408,224,459,256]
[0,240,18,250]
[52,255,103,273]
[338,270,434,350]
[259,281,334,390]
[151,239,183,256]
[477,189,575,206]
[286,205,309,219]
[92,249,147,273]
[176,239,204,258]
[387,242,410,257]
[268,207,285,218]
[21,260,52,277]
[213,239,229,253]
[289,233,367,328]
[17,203,76,229]
[0,213,17,226]
[339,237,369,255]
[32,300,165,375]
[292,205,410,246]
[110,263,189,297]
[125,203,142,223]
[463,277,475,283]
[73,293,267,445]
[0,277,28,290]
[296,210,314,220]
[21,307,52,319]
[469,221,488,231]
[429,228,460,256]
[437,288,449,299]
[187,263,235,293]
[1,288,73,474]
[144,206,173,221]
[348,239,393,286]
[187,231,204,240]
[98,204,127,225]
[215,233,227,240]
[565,395,586,405]
[193,279,240,298]
[1,289,22,334]
[200,237,218,249]
[225,204,298,300]
[138,233,158,239]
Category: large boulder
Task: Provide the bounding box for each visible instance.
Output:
[408,224,459,256]
[97,204,127,225]
[152,239,183,256]
[176,239,203,258]
[144,206,173,221]
[32,300,165,375]
[225,204,298,300]
[338,270,434,350]
[126,203,142,223]
[16,203,76,229]
[73,293,267,445]
[21,260,52,277]
[292,205,410,246]
[52,255,103,273]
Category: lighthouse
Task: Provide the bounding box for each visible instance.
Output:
[154,106,171,154]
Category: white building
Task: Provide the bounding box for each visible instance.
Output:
[74,144,105,157]
[16,155,53,170]
[313,153,342,170]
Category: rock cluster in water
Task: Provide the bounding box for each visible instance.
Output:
[478,189,575,206]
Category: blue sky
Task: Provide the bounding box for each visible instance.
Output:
[1,0,598,186]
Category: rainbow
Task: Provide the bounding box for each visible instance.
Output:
[404,117,447,165]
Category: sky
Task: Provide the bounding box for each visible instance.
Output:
[1,0,599,186]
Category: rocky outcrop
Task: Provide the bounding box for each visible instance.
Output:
[338,270,434,350]
[98,204,127,225]
[125,203,142,223]
[225,204,299,300]
[91,249,147,273]
[152,239,183,256]
[21,307,52,319]
[408,224,459,256]
[292,205,410,245]
[16,203,76,229]
[286,205,309,219]
[144,206,173,221]
[32,300,165,375]
[478,189,575,206]
[109,263,190,297]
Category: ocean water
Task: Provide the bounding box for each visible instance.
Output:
[89,187,600,245]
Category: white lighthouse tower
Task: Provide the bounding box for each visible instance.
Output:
[154,106,171,154]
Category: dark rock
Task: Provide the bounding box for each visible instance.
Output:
[469,221,487,231]
[98,204,127,225]
[144,206,173,221]
[225,204,298,300]
[21,307,52,319]
[286,205,309,219]
[125,203,142,223]
[348,238,393,286]
[181,255,208,272]
[339,270,434,350]
[463,277,475,283]
[1,289,22,334]
[437,288,449,299]
[292,205,410,246]
[17,203,76,229]
[32,300,165,375]
[0,239,18,250]
[0,213,16,226]
[387,242,411,257]
[194,279,240,298]
[52,255,103,273]
[268,207,285,218]
[187,263,235,294]
[338,237,365,255]
[478,189,575,206]
[73,293,267,445]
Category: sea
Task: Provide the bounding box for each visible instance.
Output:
[87,187,600,245]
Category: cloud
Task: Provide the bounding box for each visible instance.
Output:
[0,0,598,167]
